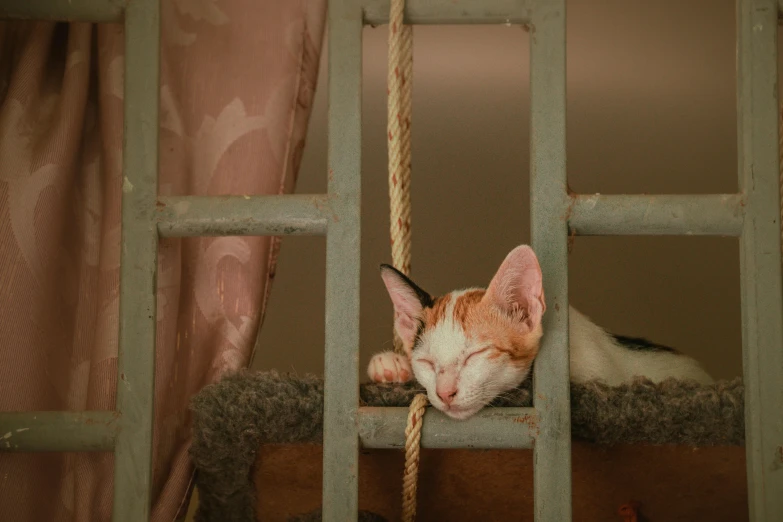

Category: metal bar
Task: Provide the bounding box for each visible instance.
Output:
[113,0,160,520]
[529,1,572,521]
[322,1,362,520]
[0,0,124,22]
[363,0,531,25]
[0,411,119,452]
[156,195,330,237]
[569,194,745,236]
[359,407,537,449]
[736,1,783,520]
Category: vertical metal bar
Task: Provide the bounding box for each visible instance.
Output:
[529,1,572,521]
[736,1,783,520]
[322,0,362,520]
[113,0,160,519]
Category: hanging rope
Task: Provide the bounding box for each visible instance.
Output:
[402,393,428,522]
[386,3,425,519]
[386,2,425,518]
[387,0,414,355]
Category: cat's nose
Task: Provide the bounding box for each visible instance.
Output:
[436,386,458,405]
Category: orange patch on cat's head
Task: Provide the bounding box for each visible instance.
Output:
[423,294,452,329]
[417,288,542,369]
[454,290,542,368]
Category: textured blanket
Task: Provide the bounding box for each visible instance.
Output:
[189,370,744,521]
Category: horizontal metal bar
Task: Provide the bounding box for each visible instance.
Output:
[0,0,124,22]
[156,195,330,237]
[0,411,120,452]
[363,0,531,25]
[568,194,745,236]
[359,406,537,449]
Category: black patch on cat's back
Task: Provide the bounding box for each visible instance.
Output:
[611,334,678,354]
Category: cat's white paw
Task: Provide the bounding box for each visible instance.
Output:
[367,351,412,383]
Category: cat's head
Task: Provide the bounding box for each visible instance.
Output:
[380,245,546,420]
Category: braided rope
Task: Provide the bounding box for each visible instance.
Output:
[402,393,428,522]
[387,4,425,519]
[387,0,414,354]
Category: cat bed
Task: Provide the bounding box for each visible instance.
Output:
[189,370,744,522]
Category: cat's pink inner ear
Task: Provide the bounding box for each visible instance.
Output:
[484,245,546,329]
[381,269,424,348]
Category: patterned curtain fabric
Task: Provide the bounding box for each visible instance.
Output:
[0,1,326,520]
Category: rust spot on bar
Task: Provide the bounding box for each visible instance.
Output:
[567,226,576,253]
[512,413,540,438]
[513,413,536,425]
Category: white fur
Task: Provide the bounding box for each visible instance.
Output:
[368,303,713,419]
[567,307,713,386]
[411,289,516,419]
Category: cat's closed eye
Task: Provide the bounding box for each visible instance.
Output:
[416,358,435,369]
[465,346,495,364]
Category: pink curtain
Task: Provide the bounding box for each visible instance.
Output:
[0,1,326,520]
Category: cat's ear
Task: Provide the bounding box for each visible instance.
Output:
[380,264,433,352]
[484,245,546,331]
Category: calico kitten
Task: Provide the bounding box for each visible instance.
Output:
[368,245,713,420]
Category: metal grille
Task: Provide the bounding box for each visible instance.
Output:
[0,1,781,521]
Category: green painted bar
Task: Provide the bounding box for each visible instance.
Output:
[359,407,537,449]
[113,0,160,520]
[363,0,531,25]
[156,195,330,237]
[0,0,124,21]
[529,1,572,521]
[322,0,362,520]
[0,411,119,452]
[736,1,783,520]
[569,194,745,236]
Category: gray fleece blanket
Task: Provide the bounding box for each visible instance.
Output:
[189,370,744,521]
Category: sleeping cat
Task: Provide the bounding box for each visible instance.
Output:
[368,244,713,420]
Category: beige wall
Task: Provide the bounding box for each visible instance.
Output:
[250,0,771,382]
